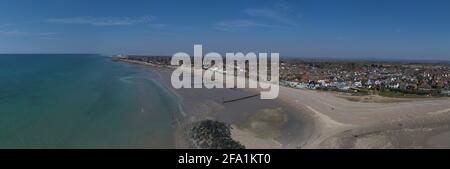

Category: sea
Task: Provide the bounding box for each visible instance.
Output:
[0,54,178,148]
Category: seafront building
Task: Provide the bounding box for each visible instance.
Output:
[120,55,450,96]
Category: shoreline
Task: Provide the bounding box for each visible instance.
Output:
[118,59,192,148]
[119,58,450,149]
[120,58,315,148]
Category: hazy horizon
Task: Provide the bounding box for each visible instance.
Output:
[2,53,450,64]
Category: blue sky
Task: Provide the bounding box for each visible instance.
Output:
[0,0,449,60]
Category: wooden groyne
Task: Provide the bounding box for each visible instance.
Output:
[222,94,260,103]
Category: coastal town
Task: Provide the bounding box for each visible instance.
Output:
[116,55,450,150]
[117,55,450,97]
[280,60,450,97]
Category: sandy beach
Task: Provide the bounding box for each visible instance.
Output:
[123,59,450,149]
[278,87,450,148]
[152,67,313,149]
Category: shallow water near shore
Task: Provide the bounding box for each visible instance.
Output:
[0,54,178,148]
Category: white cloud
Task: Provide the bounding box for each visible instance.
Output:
[245,8,298,26]
[214,3,301,31]
[214,19,278,31]
[37,32,59,36]
[47,16,154,26]
[0,23,14,28]
[0,30,59,37]
[0,30,26,36]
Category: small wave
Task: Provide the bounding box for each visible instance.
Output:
[119,76,148,85]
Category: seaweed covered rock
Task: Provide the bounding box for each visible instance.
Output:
[190,120,245,149]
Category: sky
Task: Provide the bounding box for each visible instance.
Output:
[0,0,449,60]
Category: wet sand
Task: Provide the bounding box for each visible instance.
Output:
[154,68,314,149]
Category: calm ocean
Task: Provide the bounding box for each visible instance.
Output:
[0,54,178,148]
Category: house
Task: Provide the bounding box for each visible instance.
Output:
[354,81,363,88]
[440,90,450,96]
[388,83,400,89]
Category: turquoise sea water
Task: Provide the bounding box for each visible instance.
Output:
[0,54,178,148]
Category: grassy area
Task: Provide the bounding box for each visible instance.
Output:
[377,89,434,98]
[299,85,447,98]
[354,88,372,96]
[349,88,437,98]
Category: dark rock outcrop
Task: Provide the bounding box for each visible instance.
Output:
[189,120,245,149]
